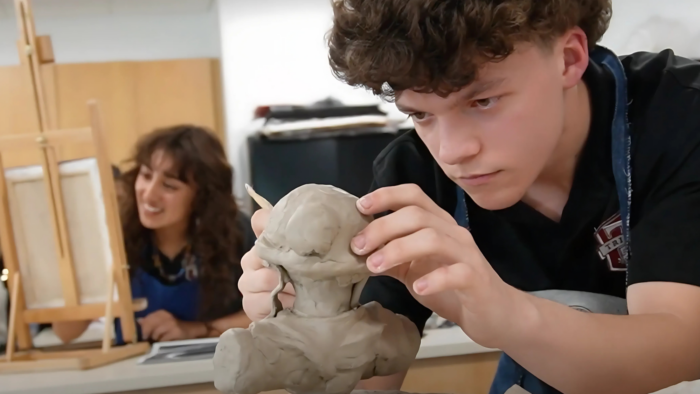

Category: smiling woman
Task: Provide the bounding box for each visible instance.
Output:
[52,125,255,345]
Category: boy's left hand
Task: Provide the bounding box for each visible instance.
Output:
[352,184,529,348]
[138,309,206,342]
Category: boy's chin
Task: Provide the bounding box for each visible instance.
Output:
[466,188,523,212]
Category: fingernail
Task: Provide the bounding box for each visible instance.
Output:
[352,235,366,253]
[357,195,372,210]
[367,253,383,269]
[414,279,428,294]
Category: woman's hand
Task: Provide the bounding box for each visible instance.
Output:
[237,209,296,321]
[351,184,531,348]
[138,309,206,341]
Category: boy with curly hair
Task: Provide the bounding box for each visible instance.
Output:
[239,1,700,393]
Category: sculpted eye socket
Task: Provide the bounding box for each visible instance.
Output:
[409,112,427,120]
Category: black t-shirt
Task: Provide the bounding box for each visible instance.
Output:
[359,49,700,334]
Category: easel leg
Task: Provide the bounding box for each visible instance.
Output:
[6,272,20,361]
[102,268,115,353]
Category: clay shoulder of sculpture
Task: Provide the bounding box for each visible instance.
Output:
[249,301,421,368]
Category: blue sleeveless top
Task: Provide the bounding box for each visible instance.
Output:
[113,212,255,345]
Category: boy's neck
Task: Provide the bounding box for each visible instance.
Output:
[154,223,189,259]
[522,79,592,222]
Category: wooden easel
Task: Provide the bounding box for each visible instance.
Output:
[0,0,149,373]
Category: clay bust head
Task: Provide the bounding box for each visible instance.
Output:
[256,184,372,281]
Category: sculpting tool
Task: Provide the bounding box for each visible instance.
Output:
[245,183,273,210]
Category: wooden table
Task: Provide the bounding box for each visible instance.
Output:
[119,352,502,394]
[0,327,501,394]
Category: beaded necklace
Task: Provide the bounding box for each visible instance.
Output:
[152,239,199,282]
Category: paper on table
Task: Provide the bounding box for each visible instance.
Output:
[137,337,219,365]
[504,386,532,394]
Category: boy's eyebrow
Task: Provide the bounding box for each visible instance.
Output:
[395,103,420,113]
[459,77,506,102]
[395,77,506,113]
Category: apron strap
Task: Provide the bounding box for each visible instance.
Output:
[590,45,633,270]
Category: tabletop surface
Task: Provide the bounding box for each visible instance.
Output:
[0,326,496,394]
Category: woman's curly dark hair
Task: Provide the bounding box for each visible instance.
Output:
[118,125,243,321]
[327,0,612,101]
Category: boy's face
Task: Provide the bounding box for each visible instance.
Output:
[395,42,585,211]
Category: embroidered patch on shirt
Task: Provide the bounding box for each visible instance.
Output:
[594,213,627,271]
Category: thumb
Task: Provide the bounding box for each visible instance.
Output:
[251,208,270,238]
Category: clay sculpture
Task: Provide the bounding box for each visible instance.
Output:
[213,184,421,394]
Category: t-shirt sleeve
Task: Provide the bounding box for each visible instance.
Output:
[628,125,700,288]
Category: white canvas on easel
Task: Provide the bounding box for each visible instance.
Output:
[4,158,118,310]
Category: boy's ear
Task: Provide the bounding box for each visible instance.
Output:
[560,27,590,89]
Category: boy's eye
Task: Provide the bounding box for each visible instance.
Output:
[473,97,499,109]
[410,112,427,120]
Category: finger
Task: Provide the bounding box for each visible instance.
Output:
[138,316,155,339]
[241,247,266,272]
[239,268,296,295]
[412,263,474,296]
[243,292,296,321]
[352,205,459,256]
[251,209,270,238]
[139,310,171,339]
[356,184,454,223]
[151,321,175,341]
[366,227,471,275]
[159,328,182,342]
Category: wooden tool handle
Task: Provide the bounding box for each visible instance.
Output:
[245,183,273,210]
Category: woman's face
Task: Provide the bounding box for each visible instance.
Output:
[134,150,196,232]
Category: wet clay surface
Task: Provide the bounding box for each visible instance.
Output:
[213,184,421,394]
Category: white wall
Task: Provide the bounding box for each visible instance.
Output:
[216,0,385,208]
[0,6,220,66]
[601,0,700,58]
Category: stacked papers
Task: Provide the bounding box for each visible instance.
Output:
[253,98,405,139]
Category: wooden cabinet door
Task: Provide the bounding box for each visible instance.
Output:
[0,65,44,168]
[134,59,224,139]
[0,58,225,170]
[50,61,138,166]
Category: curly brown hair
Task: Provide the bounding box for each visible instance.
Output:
[328,0,612,101]
[118,125,243,321]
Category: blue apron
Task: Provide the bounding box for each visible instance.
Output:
[114,266,201,345]
[453,46,633,394]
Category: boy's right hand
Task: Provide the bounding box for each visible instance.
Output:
[238,209,296,321]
